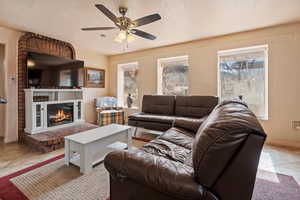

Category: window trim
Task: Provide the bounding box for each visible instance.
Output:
[157,55,189,95]
[117,62,139,108]
[217,45,269,120]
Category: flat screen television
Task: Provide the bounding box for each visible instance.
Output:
[27,52,84,88]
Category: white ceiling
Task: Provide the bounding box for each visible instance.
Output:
[1,0,300,55]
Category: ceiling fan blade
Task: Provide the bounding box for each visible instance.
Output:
[131,14,161,28]
[81,27,116,31]
[131,29,156,40]
[95,4,118,23]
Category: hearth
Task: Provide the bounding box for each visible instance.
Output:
[47,103,74,127]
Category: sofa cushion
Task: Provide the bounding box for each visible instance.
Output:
[174,116,208,133]
[192,99,266,187]
[159,127,194,150]
[142,95,175,115]
[128,113,176,124]
[128,119,172,132]
[141,139,191,164]
[175,96,218,118]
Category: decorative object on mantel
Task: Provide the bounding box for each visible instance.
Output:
[81,4,161,44]
[33,96,49,102]
[95,97,125,126]
[84,67,105,88]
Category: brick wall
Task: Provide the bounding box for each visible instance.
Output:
[18,33,75,141]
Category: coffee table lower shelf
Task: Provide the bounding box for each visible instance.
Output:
[69,141,128,168]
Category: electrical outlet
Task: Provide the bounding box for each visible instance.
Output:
[292,121,300,130]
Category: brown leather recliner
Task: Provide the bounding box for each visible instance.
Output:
[104,99,267,200]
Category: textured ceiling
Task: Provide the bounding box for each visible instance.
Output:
[1,0,300,55]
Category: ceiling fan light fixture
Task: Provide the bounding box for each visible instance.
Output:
[114,30,135,43]
[127,34,135,43]
[119,30,127,39]
[114,30,127,43]
[114,35,123,43]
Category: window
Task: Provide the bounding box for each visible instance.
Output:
[218,45,268,119]
[117,62,139,108]
[157,56,189,95]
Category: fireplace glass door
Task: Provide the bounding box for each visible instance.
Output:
[47,103,74,127]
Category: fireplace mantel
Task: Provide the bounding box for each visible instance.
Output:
[24,89,84,134]
[24,88,83,92]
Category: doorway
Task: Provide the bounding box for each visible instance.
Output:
[0,44,5,141]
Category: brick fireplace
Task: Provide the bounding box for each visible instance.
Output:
[17,33,93,152]
[18,33,75,140]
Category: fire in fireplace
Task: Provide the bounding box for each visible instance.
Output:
[51,109,72,123]
[47,103,74,127]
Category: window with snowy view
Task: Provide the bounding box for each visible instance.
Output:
[218,45,268,119]
[158,56,189,96]
[117,62,139,108]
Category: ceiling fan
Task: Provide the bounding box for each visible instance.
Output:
[82,4,161,43]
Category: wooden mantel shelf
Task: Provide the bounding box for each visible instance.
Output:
[24,88,84,92]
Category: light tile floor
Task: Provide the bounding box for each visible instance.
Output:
[259,145,300,184]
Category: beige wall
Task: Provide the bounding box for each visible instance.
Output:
[0,44,5,138]
[0,26,109,143]
[76,48,109,124]
[108,22,300,148]
[0,27,22,143]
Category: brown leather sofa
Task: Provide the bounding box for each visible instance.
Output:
[104,99,266,200]
[128,95,219,132]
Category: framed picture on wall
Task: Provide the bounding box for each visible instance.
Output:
[84,67,105,88]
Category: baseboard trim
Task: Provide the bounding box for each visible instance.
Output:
[266,139,300,149]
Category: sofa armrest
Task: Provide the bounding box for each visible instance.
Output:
[173,116,208,133]
[104,150,217,200]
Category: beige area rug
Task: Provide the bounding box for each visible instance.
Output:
[12,159,109,200]
[11,139,148,200]
[8,136,300,200]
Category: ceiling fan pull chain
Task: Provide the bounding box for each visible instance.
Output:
[122,43,127,52]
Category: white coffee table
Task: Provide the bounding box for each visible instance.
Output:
[64,124,132,174]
